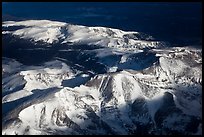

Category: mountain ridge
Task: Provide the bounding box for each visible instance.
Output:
[2,20,202,135]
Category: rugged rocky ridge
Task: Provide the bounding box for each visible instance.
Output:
[2,20,202,135]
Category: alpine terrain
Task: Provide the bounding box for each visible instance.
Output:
[2,20,202,135]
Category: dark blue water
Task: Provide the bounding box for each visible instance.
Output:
[2,2,202,47]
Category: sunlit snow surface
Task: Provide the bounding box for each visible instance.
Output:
[2,20,202,135]
[2,20,163,49]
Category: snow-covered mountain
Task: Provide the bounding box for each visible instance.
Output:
[2,20,165,50]
[2,20,202,135]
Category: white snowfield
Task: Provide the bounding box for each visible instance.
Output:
[3,20,162,49]
[2,20,202,135]
[2,47,202,135]
[2,60,75,104]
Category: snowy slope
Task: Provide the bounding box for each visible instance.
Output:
[2,20,202,135]
[2,20,164,50]
[2,47,202,135]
